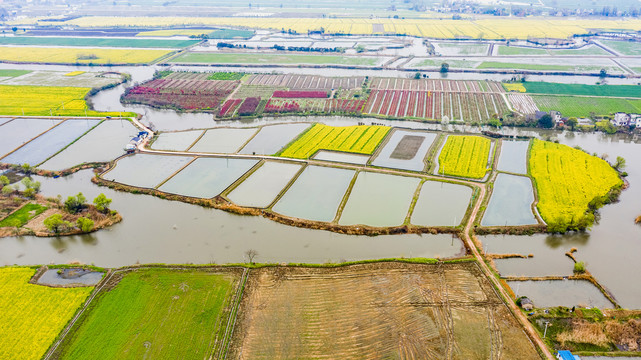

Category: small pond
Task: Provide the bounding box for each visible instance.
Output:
[227,161,302,208]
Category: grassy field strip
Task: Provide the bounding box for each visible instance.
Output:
[215,267,249,359]
[514,82,641,98]
[532,95,641,117]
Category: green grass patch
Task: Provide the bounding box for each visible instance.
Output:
[496,45,549,56]
[0,36,198,49]
[0,69,31,78]
[209,28,254,39]
[600,39,641,56]
[477,61,574,71]
[53,268,240,360]
[412,58,477,68]
[0,203,47,228]
[532,95,641,117]
[169,52,379,66]
[521,82,641,98]
[438,135,491,179]
[207,72,245,80]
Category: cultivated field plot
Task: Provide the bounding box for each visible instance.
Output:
[239,123,311,155]
[371,129,436,172]
[477,57,623,74]
[438,135,492,179]
[168,52,384,66]
[228,262,539,360]
[0,267,93,360]
[432,41,490,56]
[0,70,121,88]
[497,44,609,56]
[227,161,302,208]
[516,82,641,98]
[158,157,258,198]
[600,39,641,56]
[497,140,530,175]
[150,130,204,151]
[189,128,257,153]
[0,36,198,48]
[278,124,390,159]
[103,153,194,189]
[0,118,61,158]
[122,78,240,110]
[482,174,537,227]
[0,47,172,64]
[508,94,539,114]
[2,119,101,166]
[272,165,355,223]
[365,78,509,122]
[532,95,641,117]
[52,268,242,360]
[507,280,614,309]
[411,181,472,227]
[263,98,365,114]
[246,74,365,90]
[339,172,420,227]
[40,119,137,171]
[529,139,622,227]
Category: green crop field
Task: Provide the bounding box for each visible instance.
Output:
[278,124,390,159]
[477,62,575,71]
[53,269,240,360]
[520,82,641,98]
[529,139,622,230]
[207,72,245,80]
[0,37,199,48]
[600,39,641,56]
[411,58,477,68]
[438,135,491,179]
[168,52,380,66]
[0,203,47,228]
[0,69,31,78]
[547,46,609,56]
[532,95,641,117]
[0,267,93,360]
[496,46,549,56]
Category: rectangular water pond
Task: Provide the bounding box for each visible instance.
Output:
[313,150,370,165]
[151,130,203,151]
[104,154,194,189]
[482,174,537,227]
[507,280,614,309]
[497,140,530,174]
[0,118,61,158]
[227,161,302,208]
[189,128,257,154]
[339,172,420,227]
[411,181,472,227]
[159,157,259,198]
[371,129,436,172]
[37,269,104,286]
[0,118,11,127]
[273,165,355,223]
[2,119,101,166]
[40,120,138,171]
[239,123,311,155]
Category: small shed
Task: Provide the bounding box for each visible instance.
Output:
[520,297,534,311]
[556,349,581,360]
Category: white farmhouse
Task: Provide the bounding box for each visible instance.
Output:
[612,112,631,126]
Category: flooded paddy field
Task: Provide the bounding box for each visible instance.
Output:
[0,118,62,158]
[226,161,302,208]
[40,119,138,171]
[159,157,259,198]
[2,118,101,166]
[411,181,472,227]
[507,280,614,309]
[339,172,420,227]
[0,170,464,266]
[36,269,104,286]
[497,140,530,174]
[150,130,203,151]
[273,165,355,223]
[102,153,194,189]
[0,117,11,126]
[239,123,310,155]
[371,129,436,172]
[189,128,257,153]
[229,262,539,359]
[312,150,370,165]
[482,174,538,227]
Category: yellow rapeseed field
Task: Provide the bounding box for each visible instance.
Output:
[64,71,86,76]
[26,16,641,40]
[0,47,172,64]
[0,85,132,117]
[503,83,526,92]
[529,139,622,228]
[438,135,491,179]
[0,267,93,360]
[279,124,390,159]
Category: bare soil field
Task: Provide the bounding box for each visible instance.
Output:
[390,135,425,160]
[228,262,539,359]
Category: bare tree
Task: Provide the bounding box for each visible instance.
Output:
[245,249,258,264]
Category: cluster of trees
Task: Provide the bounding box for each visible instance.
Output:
[43,193,112,234]
[272,45,343,53]
[1,175,41,198]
